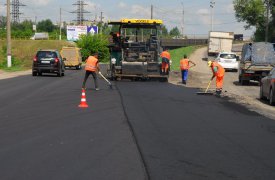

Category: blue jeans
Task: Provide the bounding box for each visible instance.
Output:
[181,70,189,82]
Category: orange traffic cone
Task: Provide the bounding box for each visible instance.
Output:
[78,88,88,108]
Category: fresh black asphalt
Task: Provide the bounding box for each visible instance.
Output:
[0,69,275,180]
[0,70,146,180]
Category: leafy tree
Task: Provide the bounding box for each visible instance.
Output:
[169,27,181,36]
[102,23,112,35]
[233,0,266,29]
[76,34,110,62]
[161,25,169,36]
[37,19,56,32]
[0,16,6,28]
[12,20,33,31]
[233,0,274,41]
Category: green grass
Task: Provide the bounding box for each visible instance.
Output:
[0,65,26,72]
[169,46,198,71]
[0,40,75,71]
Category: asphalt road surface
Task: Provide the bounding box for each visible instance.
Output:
[1,70,275,180]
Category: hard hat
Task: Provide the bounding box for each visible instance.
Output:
[207,61,212,67]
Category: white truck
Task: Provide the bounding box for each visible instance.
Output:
[30,32,49,40]
[208,31,234,56]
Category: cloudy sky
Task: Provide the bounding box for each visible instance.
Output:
[0,0,254,38]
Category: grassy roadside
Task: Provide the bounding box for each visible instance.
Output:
[0,40,75,72]
[169,46,199,71]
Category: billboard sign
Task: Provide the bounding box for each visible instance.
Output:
[67,26,87,41]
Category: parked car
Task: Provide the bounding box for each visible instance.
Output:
[260,67,275,105]
[32,49,65,77]
[215,52,239,72]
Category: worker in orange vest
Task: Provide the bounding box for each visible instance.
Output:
[180,54,196,84]
[208,60,225,95]
[160,48,171,75]
[82,52,101,90]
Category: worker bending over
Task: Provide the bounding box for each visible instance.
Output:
[208,60,225,95]
[160,48,171,75]
[180,54,196,84]
[82,52,101,90]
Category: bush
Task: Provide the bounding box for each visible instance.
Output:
[76,34,110,63]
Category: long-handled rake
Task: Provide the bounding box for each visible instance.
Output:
[98,71,113,89]
[196,79,214,95]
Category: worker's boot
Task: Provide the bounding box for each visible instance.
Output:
[215,89,222,96]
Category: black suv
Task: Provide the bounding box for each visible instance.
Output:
[32,49,65,77]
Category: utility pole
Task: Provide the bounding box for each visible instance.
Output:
[181,2,184,37]
[265,0,271,42]
[100,11,103,22]
[210,0,215,32]
[59,7,62,40]
[7,0,12,68]
[151,5,153,19]
[34,15,37,33]
[100,11,103,34]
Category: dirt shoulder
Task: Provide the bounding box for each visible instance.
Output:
[0,69,31,80]
[169,46,275,120]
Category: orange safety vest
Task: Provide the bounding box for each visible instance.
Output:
[211,61,225,77]
[180,58,190,70]
[85,56,98,72]
[160,51,171,60]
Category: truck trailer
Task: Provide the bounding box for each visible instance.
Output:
[239,42,275,85]
[208,31,234,56]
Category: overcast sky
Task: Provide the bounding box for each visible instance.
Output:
[0,0,254,38]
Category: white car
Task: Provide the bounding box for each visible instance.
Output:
[215,52,239,72]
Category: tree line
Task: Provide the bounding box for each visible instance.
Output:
[234,0,275,42]
[0,16,182,40]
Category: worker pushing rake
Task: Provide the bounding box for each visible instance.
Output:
[197,60,225,95]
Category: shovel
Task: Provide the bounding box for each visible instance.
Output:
[98,71,113,89]
[196,79,214,95]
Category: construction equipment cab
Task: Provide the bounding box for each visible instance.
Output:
[108,19,168,81]
[60,46,82,70]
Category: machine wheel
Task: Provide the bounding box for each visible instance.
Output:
[259,84,265,100]
[110,73,117,81]
[76,65,81,70]
[57,70,62,77]
[242,80,249,85]
[38,72,42,76]
[239,76,249,85]
[269,88,275,105]
[159,77,168,82]
[32,72,37,76]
